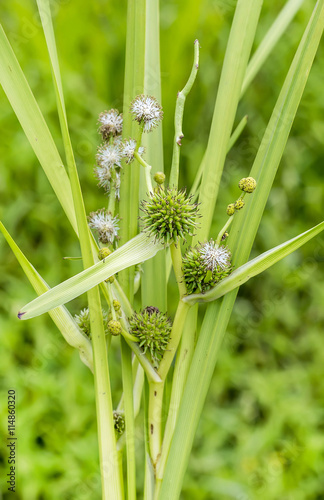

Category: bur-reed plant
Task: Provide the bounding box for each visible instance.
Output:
[1,0,324,499]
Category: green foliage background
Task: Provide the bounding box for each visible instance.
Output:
[0,0,324,498]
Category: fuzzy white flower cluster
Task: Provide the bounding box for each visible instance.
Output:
[88,209,119,244]
[199,241,232,272]
[130,95,163,132]
[98,109,123,139]
[122,139,145,164]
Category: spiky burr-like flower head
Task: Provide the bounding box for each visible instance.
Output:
[74,308,109,339]
[113,411,125,435]
[98,109,123,139]
[129,307,172,367]
[141,187,199,245]
[121,139,145,164]
[88,209,119,245]
[182,241,232,295]
[238,176,257,193]
[130,95,163,132]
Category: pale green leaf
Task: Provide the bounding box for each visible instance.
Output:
[0,222,93,371]
[19,233,164,320]
[0,25,77,233]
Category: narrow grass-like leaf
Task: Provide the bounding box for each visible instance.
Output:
[19,233,164,320]
[0,25,77,233]
[141,0,167,312]
[241,0,305,95]
[159,2,324,498]
[0,221,93,371]
[119,0,146,300]
[185,221,324,305]
[195,0,263,243]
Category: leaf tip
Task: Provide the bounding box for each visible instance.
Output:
[18,311,26,320]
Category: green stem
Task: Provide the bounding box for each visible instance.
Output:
[148,381,164,467]
[121,338,136,500]
[108,169,116,215]
[155,305,198,492]
[157,299,191,381]
[169,40,200,188]
[170,242,186,298]
[134,151,153,193]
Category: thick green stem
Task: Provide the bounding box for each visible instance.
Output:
[134,151,153,193]
[121,338,136,500]
[170,242,186,299]
[148,381,164,467]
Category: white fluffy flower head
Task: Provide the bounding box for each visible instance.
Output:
[199,241,231,272]
[130,95,163,132]
[88,209,119,245]
[122,139,145,164]
[96,144,122,169]
[98,109,123,138]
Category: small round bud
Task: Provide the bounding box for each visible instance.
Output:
[234,198,245,210]
[108,320,122,336]
[113,300,121,311]
[98,247,112,260]
[226,203,235,216]
[106,275,115,283]
[153,172,165,185]
[238,177,257,193]
[113,411,125,435]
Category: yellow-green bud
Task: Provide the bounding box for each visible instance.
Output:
[153,172,166,185]
[238,177,257,193]
[113,300,121,311]
[98,247,112,260]
[226,203,235,216]
[234,198,245,210]
[108,320,122,336]
[105,275,115,283]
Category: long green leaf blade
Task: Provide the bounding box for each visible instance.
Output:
[0,221,93,371]
[241,0,305,95]
[159,1,324,498]
[0,25,77,232]
[185,221,324,305]
[195,0,263,243]
[19,233,164,320]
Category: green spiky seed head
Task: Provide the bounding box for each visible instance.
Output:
[234,198,245,210]
[108,320,122,336]
[153,172,166,185]
[129,307,172,367]
[141,187,199,244]
[226,203,235,216]
[74,308,109,338]
[182,241,232,295]
[98,247,112,260]
[238,177,257,193]
[113,411,125,435]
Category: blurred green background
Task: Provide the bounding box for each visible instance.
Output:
[1,0,324,498]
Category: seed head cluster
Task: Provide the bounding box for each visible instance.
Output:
[141,187,199,245]
[113,411,125,435]
[74,308,109,339]
[182,241,232,295]
[129,307,172,367]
